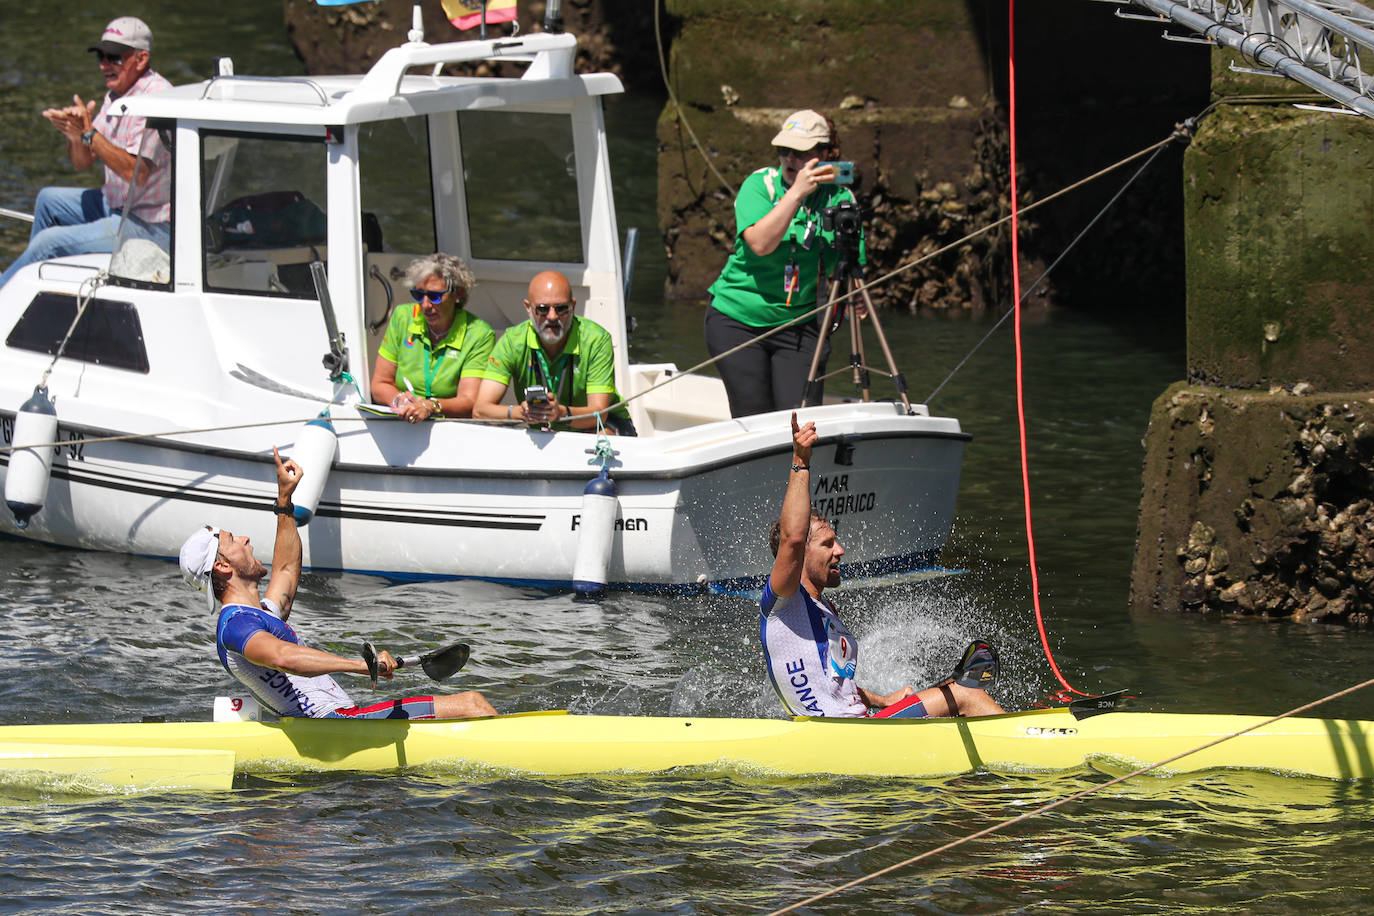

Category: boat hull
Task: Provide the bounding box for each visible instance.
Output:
[0,400,965,589]
[2,708,1371,786]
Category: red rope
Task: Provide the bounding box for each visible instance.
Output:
[1008,0,1086,699]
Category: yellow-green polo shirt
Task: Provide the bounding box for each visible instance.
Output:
[377,305,496,399]
[477,316,629,421]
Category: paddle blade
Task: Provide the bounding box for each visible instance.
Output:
[418,642,470,682]
[952,640,999,690]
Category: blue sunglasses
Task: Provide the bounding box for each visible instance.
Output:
[410,287,447,303]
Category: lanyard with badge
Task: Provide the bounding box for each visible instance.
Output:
[529,346,570,402]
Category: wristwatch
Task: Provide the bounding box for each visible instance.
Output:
[81,128,97,147]
[272,500,296,516]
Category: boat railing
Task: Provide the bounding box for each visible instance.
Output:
[200,76,333,106]
[352,32,576,103]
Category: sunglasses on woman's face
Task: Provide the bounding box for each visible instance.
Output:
[410,288,447,303]
[776,145,830,160]
[532,302,572,317]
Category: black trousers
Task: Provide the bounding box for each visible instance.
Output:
[704,305,829,418]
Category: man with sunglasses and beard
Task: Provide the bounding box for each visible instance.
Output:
[473,270,636,435]
[0,17,172,289]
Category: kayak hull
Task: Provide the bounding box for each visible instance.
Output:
[2,707,1372,789]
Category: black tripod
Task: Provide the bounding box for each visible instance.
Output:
[802,242,912,413]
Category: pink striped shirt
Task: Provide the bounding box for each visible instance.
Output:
[96,68,173,222]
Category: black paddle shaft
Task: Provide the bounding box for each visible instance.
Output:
[360,641,470,685]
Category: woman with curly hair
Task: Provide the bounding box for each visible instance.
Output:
[371,253,495,422]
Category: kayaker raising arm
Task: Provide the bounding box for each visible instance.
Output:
[760,413,1005,719]
[178,448,497,720]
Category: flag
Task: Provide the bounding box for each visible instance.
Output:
[442,0,518,31]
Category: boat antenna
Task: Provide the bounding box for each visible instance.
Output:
[544,0,564,34]
[407,0,424,44]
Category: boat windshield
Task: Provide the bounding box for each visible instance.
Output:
[107,122,174,288]
[358,116,435,255]
[200,131,329,298]
[459,110,583,264]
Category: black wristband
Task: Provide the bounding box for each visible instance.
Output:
[272,501,296,516]
[790,463,809,472]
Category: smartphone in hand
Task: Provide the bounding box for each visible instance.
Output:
[832,161,855,185]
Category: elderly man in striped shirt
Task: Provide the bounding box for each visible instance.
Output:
[0,17,172,289]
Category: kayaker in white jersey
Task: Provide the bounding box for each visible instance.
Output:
[760,413,1006,719]
[178,448,497,720]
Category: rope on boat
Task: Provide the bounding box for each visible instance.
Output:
[38,270,108,391]
[0,414,524,454]
[766,674,1374,916]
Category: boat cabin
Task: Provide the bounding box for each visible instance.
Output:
[95,31,676,429]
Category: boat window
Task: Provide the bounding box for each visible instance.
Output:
[358,116,435,254]
[458,111,583,263]
[6,293,149,374]
[107,120,174,290]
[201,131,328,298]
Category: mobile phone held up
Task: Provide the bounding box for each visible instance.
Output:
[831,161,855,185]
[525,384,549,407]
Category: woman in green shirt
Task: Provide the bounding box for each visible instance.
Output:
[705,109,862,417]
[370,253,495,423]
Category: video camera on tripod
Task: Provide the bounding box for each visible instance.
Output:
[821,200,863,256]
[803,195,913,415]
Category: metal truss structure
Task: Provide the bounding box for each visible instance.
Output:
[1110,0,1374,118]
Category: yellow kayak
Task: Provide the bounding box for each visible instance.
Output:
[1,706,1372,790]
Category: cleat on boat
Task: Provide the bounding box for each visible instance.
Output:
[952,640,999,690]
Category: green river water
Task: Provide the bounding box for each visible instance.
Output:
[2,2,1373,913]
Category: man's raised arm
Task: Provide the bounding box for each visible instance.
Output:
[769,412,816,599]
[264,447,303,619]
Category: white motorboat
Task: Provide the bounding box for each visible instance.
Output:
[0,22,967,591]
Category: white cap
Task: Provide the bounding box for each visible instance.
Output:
[90,16,153,55]
[179,525,221,611]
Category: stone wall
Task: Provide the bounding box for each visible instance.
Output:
[1131,48,1374,626]
[1184,52,1374,389]
[1134,385,1374,624]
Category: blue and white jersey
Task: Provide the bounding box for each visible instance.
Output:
[216,600,353,718]
[759,582,866,717]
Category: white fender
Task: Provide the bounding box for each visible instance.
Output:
[288,414,337,525]
[5,387,58,530]
[572,469,618,596]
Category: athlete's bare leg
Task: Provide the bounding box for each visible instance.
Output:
[434,691,498,718]
[916,683,1004,717]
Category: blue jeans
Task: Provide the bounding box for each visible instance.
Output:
[0,187,122,289]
